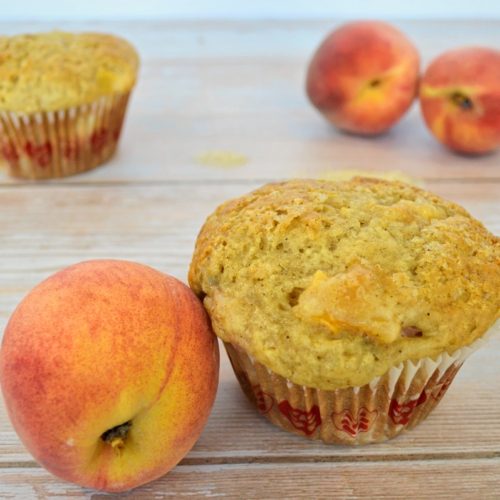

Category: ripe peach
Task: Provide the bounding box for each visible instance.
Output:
[419,47,500,154]
[306,21,420,135]
[0,260,219,492]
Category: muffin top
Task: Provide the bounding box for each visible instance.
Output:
[0,31,139,113]
[189,178,500,390]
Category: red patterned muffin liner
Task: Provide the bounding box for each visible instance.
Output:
[224,323,497,445]
[0,92,131,179]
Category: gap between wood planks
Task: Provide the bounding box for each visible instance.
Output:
[2,450,500,470]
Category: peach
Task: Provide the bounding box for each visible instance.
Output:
[0,260,219,492]
[419,47,500,154]
[306,21,420,135]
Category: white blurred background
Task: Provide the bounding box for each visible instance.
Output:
[1,0,499,20]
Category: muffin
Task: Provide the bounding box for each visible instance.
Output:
[0,31,139,179]
[189,178,499,444]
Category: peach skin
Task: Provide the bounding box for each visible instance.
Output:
[0,260,219,493]
[419,47,500,154]
[306,21,420,135]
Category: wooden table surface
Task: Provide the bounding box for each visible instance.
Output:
[0,19,499,499]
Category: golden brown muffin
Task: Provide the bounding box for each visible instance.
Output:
[0,31,139,179]
[189,178,499,390]
[0,31,138,113]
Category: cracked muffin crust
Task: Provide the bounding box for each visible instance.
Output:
[0,31,138,113]
[189,178,499,389]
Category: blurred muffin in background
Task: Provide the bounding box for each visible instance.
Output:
[0,31,139,179]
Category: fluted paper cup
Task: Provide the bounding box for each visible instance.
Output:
[0,92,131,179]
[224,322,498,444]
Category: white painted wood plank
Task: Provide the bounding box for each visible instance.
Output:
[1,459,499,498]
[0,21,499,184]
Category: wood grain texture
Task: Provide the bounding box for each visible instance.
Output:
[1,459,500,499]
[0,19,499,499]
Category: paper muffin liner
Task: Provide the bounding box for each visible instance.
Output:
[224,323,498,444]
[0,92,131,179]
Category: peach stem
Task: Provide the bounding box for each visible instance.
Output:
[101,420,132,452]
